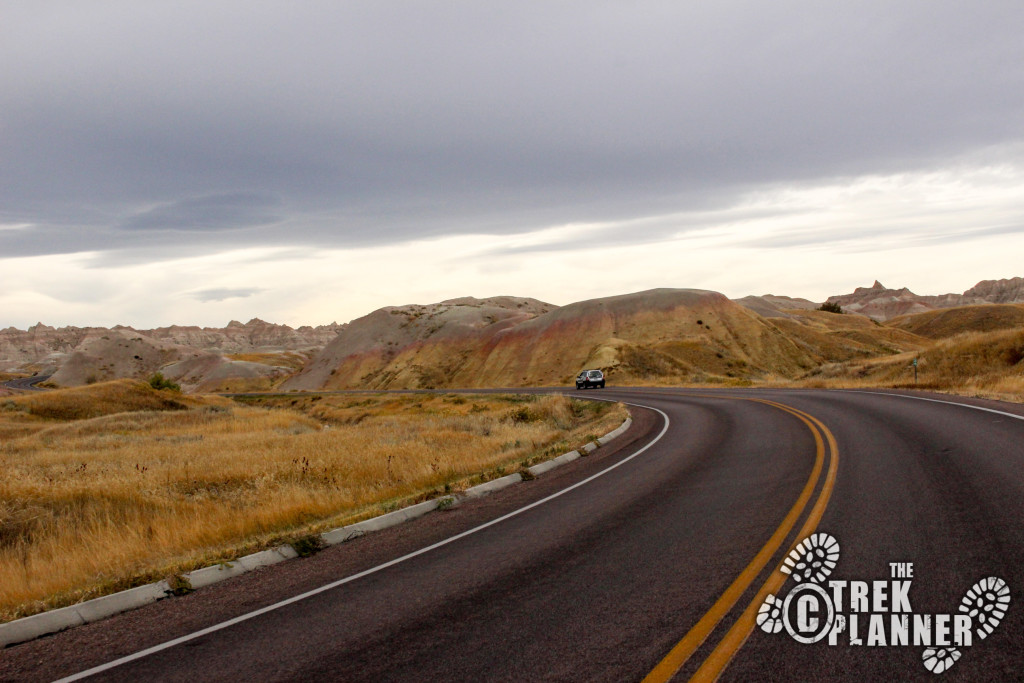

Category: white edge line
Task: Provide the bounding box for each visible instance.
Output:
[849,390,1024,421]
[55,400,669,682]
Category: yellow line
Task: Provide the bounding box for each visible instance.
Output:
[641,398,831,683]
[688,406,840,682]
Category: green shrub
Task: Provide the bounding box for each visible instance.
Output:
[290,535,325,558]
[164,574,194,596]
[507,405,535,423]
[148,372,181,392]
[818,301,844,314]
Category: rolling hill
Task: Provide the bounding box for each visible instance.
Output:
[283,289,932,390]
[885,303,1024,339]
[4,277,1022,399]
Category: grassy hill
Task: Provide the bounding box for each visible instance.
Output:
[768,309,930,364]
[885,303,1024,339]
[286,288,1009,391]
[283,289,815,389]
[794,324,1024,400]
[11,288,1021,401]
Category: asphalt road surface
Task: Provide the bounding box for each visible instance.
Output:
[2,374,51,391]
[2,388,1022,682]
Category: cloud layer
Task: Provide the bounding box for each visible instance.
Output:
[2,1,1023,326]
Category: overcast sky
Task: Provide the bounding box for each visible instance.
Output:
[2,1,1023,328]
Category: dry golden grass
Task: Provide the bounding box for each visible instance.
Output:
[769,310,929,363]
[886,303,1024,339]
[225,351,310,371]
[789,327,1024,402]
[1,378,226,421]
[194,375,288,394]
[0,384,625,621]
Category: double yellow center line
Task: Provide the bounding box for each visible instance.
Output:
[642,396,840,683]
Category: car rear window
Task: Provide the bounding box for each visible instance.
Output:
[588,371,602,378]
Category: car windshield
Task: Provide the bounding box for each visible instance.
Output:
[588,371,602,378]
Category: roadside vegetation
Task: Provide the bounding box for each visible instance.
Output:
[0,381,626,621]
[790,327,1024,402]
[225,351,310,371]
[602,303,1023,402]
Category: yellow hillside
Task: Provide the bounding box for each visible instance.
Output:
[886,303,1024,339]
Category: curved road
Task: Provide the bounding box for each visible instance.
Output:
[1,388,1022,681]
[2,374,51,391]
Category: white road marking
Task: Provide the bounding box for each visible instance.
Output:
[850,390,1024,422]
[56,400,670,682]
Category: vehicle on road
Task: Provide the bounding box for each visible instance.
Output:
[575,369,605,390]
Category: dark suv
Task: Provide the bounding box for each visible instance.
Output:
[575,369,605,390]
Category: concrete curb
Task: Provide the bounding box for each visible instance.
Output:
[74,581,171,624]
[0,581,172,648]
[463,473,523,498]
[598,417,632,444]
[321,498,442,545]
[0,604,85,648]
[527,450,579,476]
[0,412,632,648]
[186,561,249,590]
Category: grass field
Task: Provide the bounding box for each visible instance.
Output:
[788,327,1024,402]
[0,381,626,621]
[224,351,310,371]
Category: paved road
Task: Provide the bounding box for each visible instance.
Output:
[1,374,51,391]
[1,388,1022,681]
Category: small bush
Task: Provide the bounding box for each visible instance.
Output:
[164,574,194,596]
[818,301,844,314]
[1,400,24,413]
[1002,345,1024,367]
[507,405,535,423]
[149,372,181,392]
[291,535,325,557]
[569,398,606,419]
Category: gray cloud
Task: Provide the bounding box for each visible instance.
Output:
[485,205,806,256]
[122,192,281,231]
[901,223,1024,248]
[743,219,1024,252]
[191,287,265,302]
[1,1,1023,260]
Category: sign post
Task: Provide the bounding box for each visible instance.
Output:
[912,357,918,384]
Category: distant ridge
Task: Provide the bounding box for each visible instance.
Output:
[817,277,1024,321]
[282,288,864,390]
[3,276,1021,391]
[729,277,1024,322]
[0,319,344,392]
